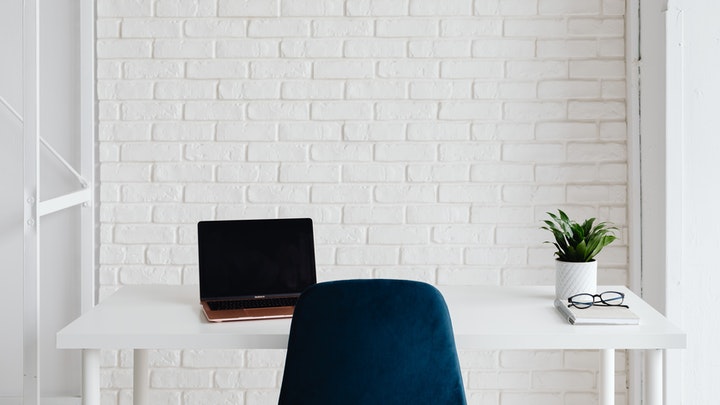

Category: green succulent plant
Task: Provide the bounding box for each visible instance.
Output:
[541,209,617,263]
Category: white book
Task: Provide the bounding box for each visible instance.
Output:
[554,299,640,325]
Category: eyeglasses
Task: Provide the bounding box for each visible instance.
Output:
[567,291,628,309]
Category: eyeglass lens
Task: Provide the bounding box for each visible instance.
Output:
[570,293,595,308]
[599,291,624,305]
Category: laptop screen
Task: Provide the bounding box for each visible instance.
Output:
[197,218,317,301]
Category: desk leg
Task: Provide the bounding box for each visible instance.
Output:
[133,349,150,405]
[82,349,100,405]
[599,349,615,405]
[645,349,663,405]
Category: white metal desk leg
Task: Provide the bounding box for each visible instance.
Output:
[82,349,100,405]
[645,349,663,405]
[133,349,150,405]
[599,349,615,405]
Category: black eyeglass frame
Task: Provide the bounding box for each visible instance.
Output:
[567,291,629,309]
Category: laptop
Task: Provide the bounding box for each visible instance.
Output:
[197,218,317,322]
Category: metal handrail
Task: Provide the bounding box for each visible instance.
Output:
[2,94,87,188]
[0,94,23,124]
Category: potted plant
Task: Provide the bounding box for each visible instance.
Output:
[541,209,617,300]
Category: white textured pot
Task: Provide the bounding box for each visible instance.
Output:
[555,260,597,301]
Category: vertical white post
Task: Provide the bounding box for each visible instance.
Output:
[82,350,101,405]
[80,0,97,314]
[625,1,643,403]
[664,5,684,405]
[599,349,615,405]
[22,0,40,403]
[133,349,150,405]
[645,349,663,405]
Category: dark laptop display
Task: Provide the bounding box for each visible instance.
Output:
[197,218,317,322]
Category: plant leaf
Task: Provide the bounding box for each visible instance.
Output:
[540,209,617,262]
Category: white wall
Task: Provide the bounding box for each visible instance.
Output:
[0,0,25,397]
[38,0,83,397]
[672,1,720,403]
[638,0,669,315]
[96,1,631,404]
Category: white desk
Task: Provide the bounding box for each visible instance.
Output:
[57,285,685,405]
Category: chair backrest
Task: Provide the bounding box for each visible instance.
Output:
[278,279,467,405]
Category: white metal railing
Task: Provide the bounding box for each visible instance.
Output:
[22,0,96,403]
[36,137,92,217]
[23,1,41,403]
[4,83,90,215]
[38,189,92,217]
[0,94,23,124]
[39,137,89,189]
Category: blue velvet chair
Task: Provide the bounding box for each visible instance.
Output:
[278,279,467,405]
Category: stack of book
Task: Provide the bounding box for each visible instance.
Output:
[554,299,640,325]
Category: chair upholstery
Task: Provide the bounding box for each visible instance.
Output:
[278,279,467,405]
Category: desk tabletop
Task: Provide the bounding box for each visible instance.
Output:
[57,284,685,351]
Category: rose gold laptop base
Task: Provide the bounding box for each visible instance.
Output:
[201,301,296,322]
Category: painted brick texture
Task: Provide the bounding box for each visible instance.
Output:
[97,0,629,404]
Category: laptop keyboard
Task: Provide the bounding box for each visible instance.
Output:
[208,296,299,311]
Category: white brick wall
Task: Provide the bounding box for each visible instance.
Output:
[97,0,629,403]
